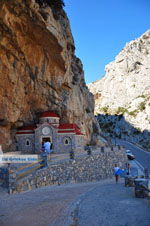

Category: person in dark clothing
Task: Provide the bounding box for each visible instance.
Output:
[126,163,131,175]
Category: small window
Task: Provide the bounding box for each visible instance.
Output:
[65,139,69,144]
[64,137,71,145]
[26,139,30,146]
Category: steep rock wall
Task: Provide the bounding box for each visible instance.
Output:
[88,30,150,150]
[0,0,101,151]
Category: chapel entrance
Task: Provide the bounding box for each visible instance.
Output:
[42,137,52,143]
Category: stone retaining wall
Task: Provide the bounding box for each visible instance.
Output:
[8,148,127,194]
[0,167,9,188]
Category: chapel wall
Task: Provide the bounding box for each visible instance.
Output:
[56,134,75,153]
[16,134,35,153]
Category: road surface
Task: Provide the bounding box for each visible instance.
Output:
[77,180,150,226]
[0,150,150,226]
[116,139,150,171]
[0,178,149,226]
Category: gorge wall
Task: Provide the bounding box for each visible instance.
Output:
[88,30,150,151]
[0,0,102,152]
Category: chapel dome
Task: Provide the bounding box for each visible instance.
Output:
[40,111,59,118]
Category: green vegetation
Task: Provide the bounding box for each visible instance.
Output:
[100,106,109,114]
[101,122,113,129]
[136,94,145,99]
[133,127,141,135]
[100,121,114,133]
[116,107,128,115]
[139,102,146,111]
[128,109,138,117]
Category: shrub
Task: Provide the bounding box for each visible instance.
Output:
[128,110,138,117]
[137,94,145,99]
[133,130,141,135]
[116,107,127,115]
[101,106,109,114]
[139,102,146,111]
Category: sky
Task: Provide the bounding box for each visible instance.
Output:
[64,0,150,84]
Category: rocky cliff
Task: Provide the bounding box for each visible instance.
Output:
[0,0,101,152]
[88,30,150,150]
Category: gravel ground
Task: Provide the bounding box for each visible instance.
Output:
[0,178,150,226]
[0,160,149,226]
[0,181,104,226]
[76,180,150,226]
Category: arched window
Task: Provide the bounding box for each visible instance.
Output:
[65,139,69,144]
[26,139,30,146]
[63,137,71,145]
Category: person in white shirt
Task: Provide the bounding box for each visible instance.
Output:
[44,141,51,154]
[114,164,120,183]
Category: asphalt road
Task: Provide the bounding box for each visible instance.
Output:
[116,139,150,171]
[1,179,149,226]
[0,182,99,226]
[77,180,150,226]
[0,147,149,226]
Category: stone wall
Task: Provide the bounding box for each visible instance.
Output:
[0,167,9,188]
[56,133,75,153]
[8,147,127,194]
[16,134,35,153]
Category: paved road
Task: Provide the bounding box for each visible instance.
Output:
[0,156,149,226]
[116,140,150,171]
[0,181,102,226]
[0,178,150,226]
[77,180,150,226]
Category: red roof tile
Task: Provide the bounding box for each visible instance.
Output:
[16,121,83,135]
[75,129,84,135]
[58,123,79,130]
[58,123,83,135]
[58,130,75,134]
[40,111,59,118]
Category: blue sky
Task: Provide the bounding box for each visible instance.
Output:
[64,0,150,84]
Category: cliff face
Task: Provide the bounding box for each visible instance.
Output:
[88,30,150,150]
[0,0,101,152]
